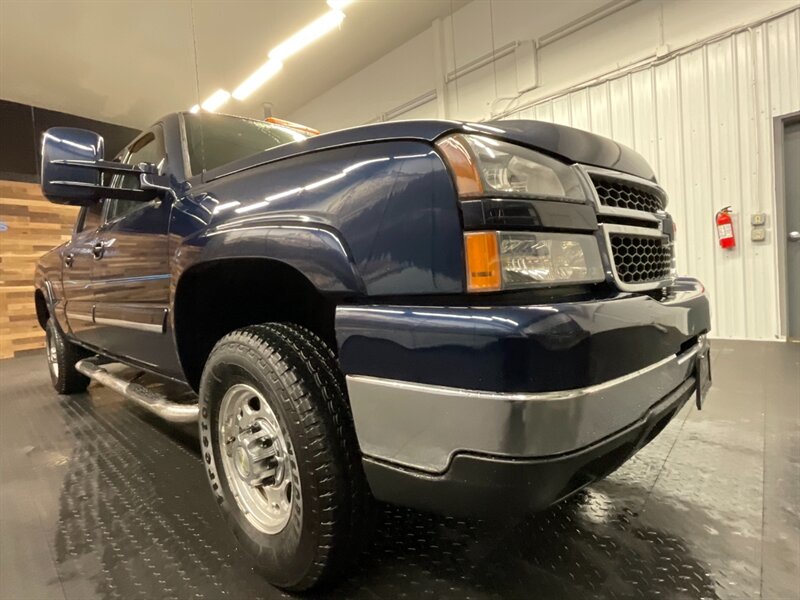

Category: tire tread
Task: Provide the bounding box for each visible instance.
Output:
[199,322,368,591]
[46,318,90,394]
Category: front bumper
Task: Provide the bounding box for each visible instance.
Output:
[362,374,697,517]
[337,278,711,515]
[346,336,707,473]
[337,278,710,394]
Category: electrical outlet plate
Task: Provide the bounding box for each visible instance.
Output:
[751,227,767,242]
[751,213,767,226]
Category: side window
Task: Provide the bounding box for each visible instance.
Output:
[105,198,142,223]
[75,200,105,234]
[105,126,167,223]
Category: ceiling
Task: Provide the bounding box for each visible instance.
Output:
[0,0,468,129]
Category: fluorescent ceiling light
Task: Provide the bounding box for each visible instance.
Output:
[304,172,346,191]
[342,157,391,174]
[236,187,302,214]
[464,122,505,134]
[201,89,231,112]
[327,0,353,9]
[232,59,283,101]
[189,104,200,113]
[213,200,240,214]
[268,10,345,62]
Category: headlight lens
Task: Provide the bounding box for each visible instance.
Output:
[465,231,604,292]
[437,134,586,201]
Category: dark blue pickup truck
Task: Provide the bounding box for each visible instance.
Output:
[34,112,711,590]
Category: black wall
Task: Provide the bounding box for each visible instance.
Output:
[0,99,140,183]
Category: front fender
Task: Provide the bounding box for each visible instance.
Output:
[34,244,68,332]
[172,222,364,298]
[171,140,464,298]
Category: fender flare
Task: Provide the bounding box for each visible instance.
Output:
[172,222,365,302]
[34,280,57,329]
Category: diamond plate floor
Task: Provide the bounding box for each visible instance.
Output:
[1,340,798,600]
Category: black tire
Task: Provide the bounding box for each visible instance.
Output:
[45,318,90,394]
[199,323,369,591]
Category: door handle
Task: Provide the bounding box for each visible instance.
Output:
[64,253,74,268]
[92,241,106,259]
[789,231,800,242]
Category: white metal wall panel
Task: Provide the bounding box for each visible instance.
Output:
[504,10,800,339]
[589,85,612,138]
[608,77,634,146]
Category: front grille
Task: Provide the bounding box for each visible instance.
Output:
[591,175,665,214]
[582,166,674,290]
[609,233,672,285]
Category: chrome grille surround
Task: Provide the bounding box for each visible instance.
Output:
[574,165,675,292]
[591,173,666,214]
[578,165,668,224]
[602,225,674,291]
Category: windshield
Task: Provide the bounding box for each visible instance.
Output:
[184,112,310,174]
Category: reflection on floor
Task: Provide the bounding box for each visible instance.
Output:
[1,340,798,600]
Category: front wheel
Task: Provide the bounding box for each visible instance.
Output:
[199,323,368,591]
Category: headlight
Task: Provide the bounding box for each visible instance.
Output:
[436,134,586,201]
[464,231,604,292]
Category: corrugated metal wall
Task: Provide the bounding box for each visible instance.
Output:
[506,10,800,340]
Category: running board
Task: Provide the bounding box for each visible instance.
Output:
[75,358,199,423]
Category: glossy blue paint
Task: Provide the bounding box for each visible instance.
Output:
[172,140,463,297]
[336,278,710,393]
[35,112,707,392]
[484,120,657,182]
[92,189,174,369]
[200,117,657,184]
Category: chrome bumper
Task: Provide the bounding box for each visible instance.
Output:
[346,336,709,473]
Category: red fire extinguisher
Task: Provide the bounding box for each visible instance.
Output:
[715,206,736,249]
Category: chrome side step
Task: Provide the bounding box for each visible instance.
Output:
[75,359,199,423]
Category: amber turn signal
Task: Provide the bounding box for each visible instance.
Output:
[464,231,501,292]
[436,135,483,197]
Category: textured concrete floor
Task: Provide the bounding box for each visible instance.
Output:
[0,340,798,600]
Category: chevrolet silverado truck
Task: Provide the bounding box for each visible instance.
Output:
[34,113,712,590]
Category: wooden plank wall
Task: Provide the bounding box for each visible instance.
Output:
[0,180,78,358]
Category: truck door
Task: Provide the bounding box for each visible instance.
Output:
[90,125,179,372]
[62,201,105,341]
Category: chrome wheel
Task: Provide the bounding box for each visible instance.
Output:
[219,383,299,534]
[45,327,59,380]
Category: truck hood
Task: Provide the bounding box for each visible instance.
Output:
[483,120,656,182]
[202,118,655,184]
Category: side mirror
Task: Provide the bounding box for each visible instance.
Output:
[40,127,158,205]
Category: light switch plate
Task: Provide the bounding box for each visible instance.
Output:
[751,227,767,242]
[751,212,767,226]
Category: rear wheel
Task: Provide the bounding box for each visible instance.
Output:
[199,323,368,591]
[45,318,90,394]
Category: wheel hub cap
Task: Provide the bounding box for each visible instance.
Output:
[230,418,283,487]
[219,383,298,534]
[45,329,59,379]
